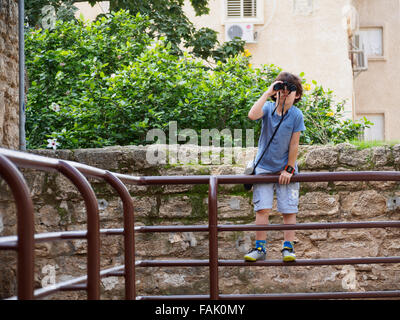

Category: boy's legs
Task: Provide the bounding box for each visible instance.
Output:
[253,183,274,245]
[255,209,270,241]
[244,183,273,261]
[282,213,296,242]
[277,182,299,261]
[244,209,270,261]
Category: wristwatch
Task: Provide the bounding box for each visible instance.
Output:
[284,165,295,174]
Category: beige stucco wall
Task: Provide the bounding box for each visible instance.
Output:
[353,0,400,141]
[74,1,109,22]
[183,0,354,117]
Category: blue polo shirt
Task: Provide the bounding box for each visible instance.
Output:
[254,101,306,173]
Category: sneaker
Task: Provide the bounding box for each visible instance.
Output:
[244,247,266,262]
[281,241,296,262]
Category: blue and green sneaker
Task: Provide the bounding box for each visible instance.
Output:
[281,241,296,262]
[244,247,266,262]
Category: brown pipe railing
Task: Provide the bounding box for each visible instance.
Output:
[57,160,100,299]
[0,147,400,300]
[0,148,135,300]
[0,154,34,299]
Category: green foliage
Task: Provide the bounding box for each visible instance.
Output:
[297,81,372,145]
[25,10,370,150]
[26,0,77,27]
[25,10,153,148]
[107,0,246,62]
[25,0,245,62]
[348,140,400,150]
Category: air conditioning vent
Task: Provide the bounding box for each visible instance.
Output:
[225,23,255,43]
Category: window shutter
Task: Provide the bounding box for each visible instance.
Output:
[227,0,241,18]
[227,0,257,19]
[243,0,257,18]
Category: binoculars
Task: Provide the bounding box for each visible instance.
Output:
[273,81,297,92]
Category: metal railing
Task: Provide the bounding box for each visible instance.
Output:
[1,147,400,300]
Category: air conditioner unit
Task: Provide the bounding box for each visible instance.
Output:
[225,23,255,43]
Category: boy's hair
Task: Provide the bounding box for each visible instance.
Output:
[270,71,303,104]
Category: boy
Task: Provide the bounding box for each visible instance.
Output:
[244,71,305,262]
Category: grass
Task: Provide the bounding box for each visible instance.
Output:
[348,139,400,149]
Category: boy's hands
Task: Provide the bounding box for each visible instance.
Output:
[249,81,282,120]
[279,170,293,184]
[266,80,283,96]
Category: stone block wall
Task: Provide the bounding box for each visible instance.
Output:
[1,143,400,299]
[0,0,19,150]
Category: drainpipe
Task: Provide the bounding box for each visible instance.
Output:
[18,0,26,151]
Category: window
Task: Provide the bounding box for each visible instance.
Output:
[359,27,384,58]
[227,0,257,19]
[357,114,385,141]
[293,0,314,15]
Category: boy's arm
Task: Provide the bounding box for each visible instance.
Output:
[287,131,301,168]
[279,131,301,185]
[248,91,271,120]
[248,81,282,120]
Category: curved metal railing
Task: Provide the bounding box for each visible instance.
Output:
[1,147,400,300]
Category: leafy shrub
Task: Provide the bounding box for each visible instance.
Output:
[25,10,370,150]
[297,79,372,145]
[26,10,153,148]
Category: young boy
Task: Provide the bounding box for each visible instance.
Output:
[244,71,305,262]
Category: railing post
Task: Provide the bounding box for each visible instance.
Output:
[103,171,135,300]
[208,176,219,300]
[0,155,34,299]
[57,160,100,300]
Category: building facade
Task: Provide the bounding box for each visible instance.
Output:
[184,0,355,118]
[183,0,400,141]
[352,0,400,141]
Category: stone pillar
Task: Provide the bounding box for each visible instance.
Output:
[0,0,19,150]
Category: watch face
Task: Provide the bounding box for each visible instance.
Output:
[286,166,294,173]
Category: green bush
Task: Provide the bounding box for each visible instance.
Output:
[297,80,372,145]
[25,10,370,150]
[26,10,153,148]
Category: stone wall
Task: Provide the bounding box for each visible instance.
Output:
[0,0,19,150]
[1,143,400,299]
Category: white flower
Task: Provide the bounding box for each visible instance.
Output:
[47,138,60,150]
[50,102,60,112]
